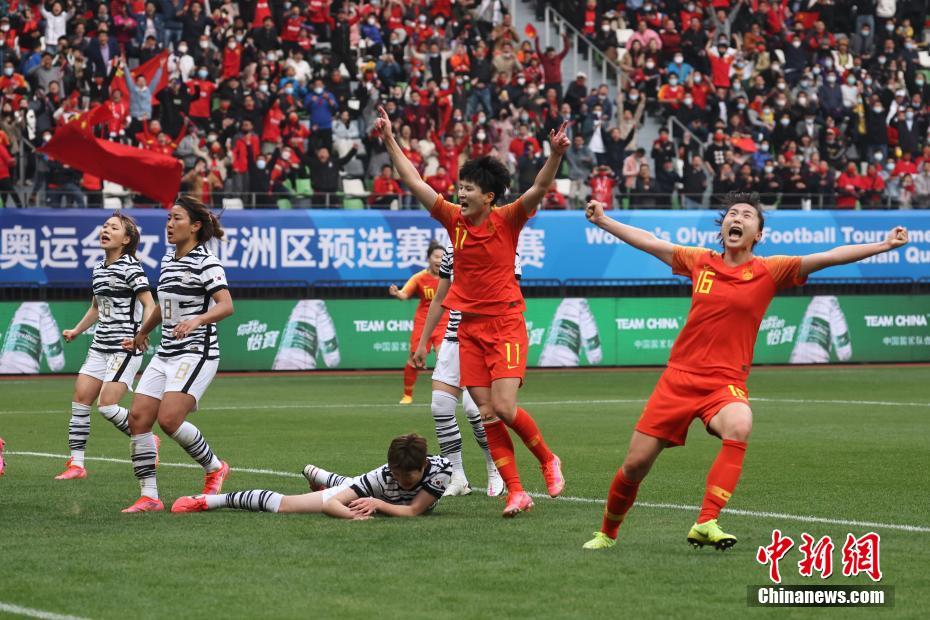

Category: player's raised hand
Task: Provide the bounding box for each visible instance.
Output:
[885,226,909,249]
[410,344,428,369]
[549,121,570,156]
[373,105,393,141]
[585,199,607,224]
[388,283,400,297]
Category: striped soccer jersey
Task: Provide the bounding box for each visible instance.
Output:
[90,255,151,355]
[349,455,452,510]
[156,245,228,359]
[438,245,522,343]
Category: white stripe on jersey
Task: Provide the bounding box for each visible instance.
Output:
[90,255,151,355]
[438,244,522,342]
[156,245,228,359]
[349,455,452,510]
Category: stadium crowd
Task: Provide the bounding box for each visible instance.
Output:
[0,0,926,209]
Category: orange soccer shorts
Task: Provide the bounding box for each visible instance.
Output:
[410,318,445,354]
[635,367,749,446]
[458,313,528,388]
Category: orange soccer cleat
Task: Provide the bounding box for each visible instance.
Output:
[0,437,5,477]
[541,454,565,498]
[121,496,164,513]
[171,495,209,513]
[202,461,230,495]
[502,490,534,518]
[54,457,87,480]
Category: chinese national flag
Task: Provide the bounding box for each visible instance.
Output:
[524,24,537,39]
[111,50,171,104]
[39,121,182,206]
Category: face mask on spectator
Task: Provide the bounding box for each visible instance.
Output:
[846,76,856,85]
[669,77,678,86]
[792,40,801,48]
[862,28,870,36]
[228,41,236,49]
[200,40,209,49]
[886,163,895,171]
[886,23,895,32]
[693,74,702,83]
[777,82,786,90]
[3,67,11,76]
[198,69,208,79]
[477,114,487,123]
[629,93,639,101]
[602,24,610,32]
[178,44,188,54]
[761,143,770,152]
[827,75,836,84]
[1,25,9,32]
[313,54,323,63]
[864,77,873,86]
[285,86,294,95]
[906,111,915,120]
[764,165,774,172]
[267,53,276,62]
[256,159,267,170]
[873,106,883,113]
[368,17,377,25]
[878,56,886,64]
[476,131,486,140]
[737,102,745,110]
[824,59,833,69]
[798,96,808,105]
[314,87,323,94]
[683,96,693,106]
[646,61,655,69]
[780,117,790,126]
[917,79,925,87]
[259,84,269,93]
[674,55,683,64]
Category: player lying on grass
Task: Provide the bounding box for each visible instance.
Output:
[582,191,909,551]
[374,105,569,517]
[171,434,452,519]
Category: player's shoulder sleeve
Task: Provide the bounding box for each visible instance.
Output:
[431,194,461,229]
[497,198,531,231]
[349,465,386,498]
[761,255,808,290]
[421,456,452,498]
[123,258,151,294]
[671,245,708,278]
[438,245,454,279]
[401,269,424,296]
[199,252,229,295]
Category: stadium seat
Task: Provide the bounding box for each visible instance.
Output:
[276,198,293,210]
[343,197,365,210]
[555,178,571,197]
[222,198,244,210]
[103,197,122,209]
[295,178,313,197]
[343,178,369,197]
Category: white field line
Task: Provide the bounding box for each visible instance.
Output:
[8,451,930,534]
[2,396,930,416]
[0,602,89,620]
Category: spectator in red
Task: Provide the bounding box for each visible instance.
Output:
[835,163,862,209]
[533,32,570,99]
[542,183,567,209]
[231,119,260,196]
[706,37,737,89]
[370,164,403,208]
[187,66,216,128]
[589,165,616,209]
[425,165,455,196]
[508,123,541,159]
[0,139,17,207]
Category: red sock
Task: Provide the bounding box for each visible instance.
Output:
[601,468,640,539]
[697,439,747,524]
[402,365,418,397]
[482,419,523,493]
[508,407,554,465]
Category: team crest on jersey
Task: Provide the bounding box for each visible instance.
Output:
[109,276,120,287]
[741,268,754,281]
[182,272,192,283]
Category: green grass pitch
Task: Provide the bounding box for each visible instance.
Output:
[1,367,928,619]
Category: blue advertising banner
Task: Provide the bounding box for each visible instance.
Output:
[1,208,928,284]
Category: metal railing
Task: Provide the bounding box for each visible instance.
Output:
[543,5,623,93]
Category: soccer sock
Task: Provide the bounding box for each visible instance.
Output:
[698,439,747,524]
[431,390,465,475]
[208,490,283,513]
[67,402,91,467]
[97,404,130,436]
[508,407,554,465]
[601,469,640,539]
[170,422,222,472]
[482,419,523,493]
[462,390,494,468]
[403,364,418,397]
[310,466,348,489]
[130,432,158,499]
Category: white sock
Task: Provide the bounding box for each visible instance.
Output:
[98,404,130,436]
[431,390,464,475]
[170,421,222,472]
[130,432,158,499]
[218,490,283,512]
[463,390,495,468]
[67,402,91,467]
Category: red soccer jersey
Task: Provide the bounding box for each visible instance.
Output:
[668,246,806,382]
[401,269,441,323]
[432,196,528,316]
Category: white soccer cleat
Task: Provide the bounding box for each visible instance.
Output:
[486,467,506,497]
[443,474,472,497]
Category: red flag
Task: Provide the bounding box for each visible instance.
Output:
[524,24,537,39]
[40,122,182,206]
[111,50,171,105]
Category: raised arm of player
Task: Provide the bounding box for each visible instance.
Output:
[373,105,439,211]
[585,199,675,266]
[519,121,571,215]
[799,226,908,278]
[410,277,451,369]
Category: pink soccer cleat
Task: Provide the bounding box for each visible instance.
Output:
[502,491,534,518]
[541,454,565,497]
[121,496,164,513]
[202,461,230,494]
[171,495,209,513]
[54,457,87,480]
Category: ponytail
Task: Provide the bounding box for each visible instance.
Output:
[174,194,224,243]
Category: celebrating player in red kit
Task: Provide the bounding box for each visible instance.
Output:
[374,105,571,517]
[582,191,909,550]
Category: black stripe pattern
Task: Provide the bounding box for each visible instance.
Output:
[223,490,277,512]
[90,255,150,355]
[349,455,452,508]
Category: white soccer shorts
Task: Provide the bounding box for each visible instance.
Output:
[78,349,144,390]
[431,339,461,388]
[135,354,219,407]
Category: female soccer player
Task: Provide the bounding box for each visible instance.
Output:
[581,192,909,550]
[389,240,447,404]
[120,195,235,513]
[55,213,157,480]
[410,243,514,497]
[375,105,570,517]
[171,433,451,519]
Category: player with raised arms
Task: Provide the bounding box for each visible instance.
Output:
[389,240,448,405]
[171,433,451,519]
[55,213,157,480]
[582,191,909,550]
[374,105,571,517]
[120,195,235,513]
